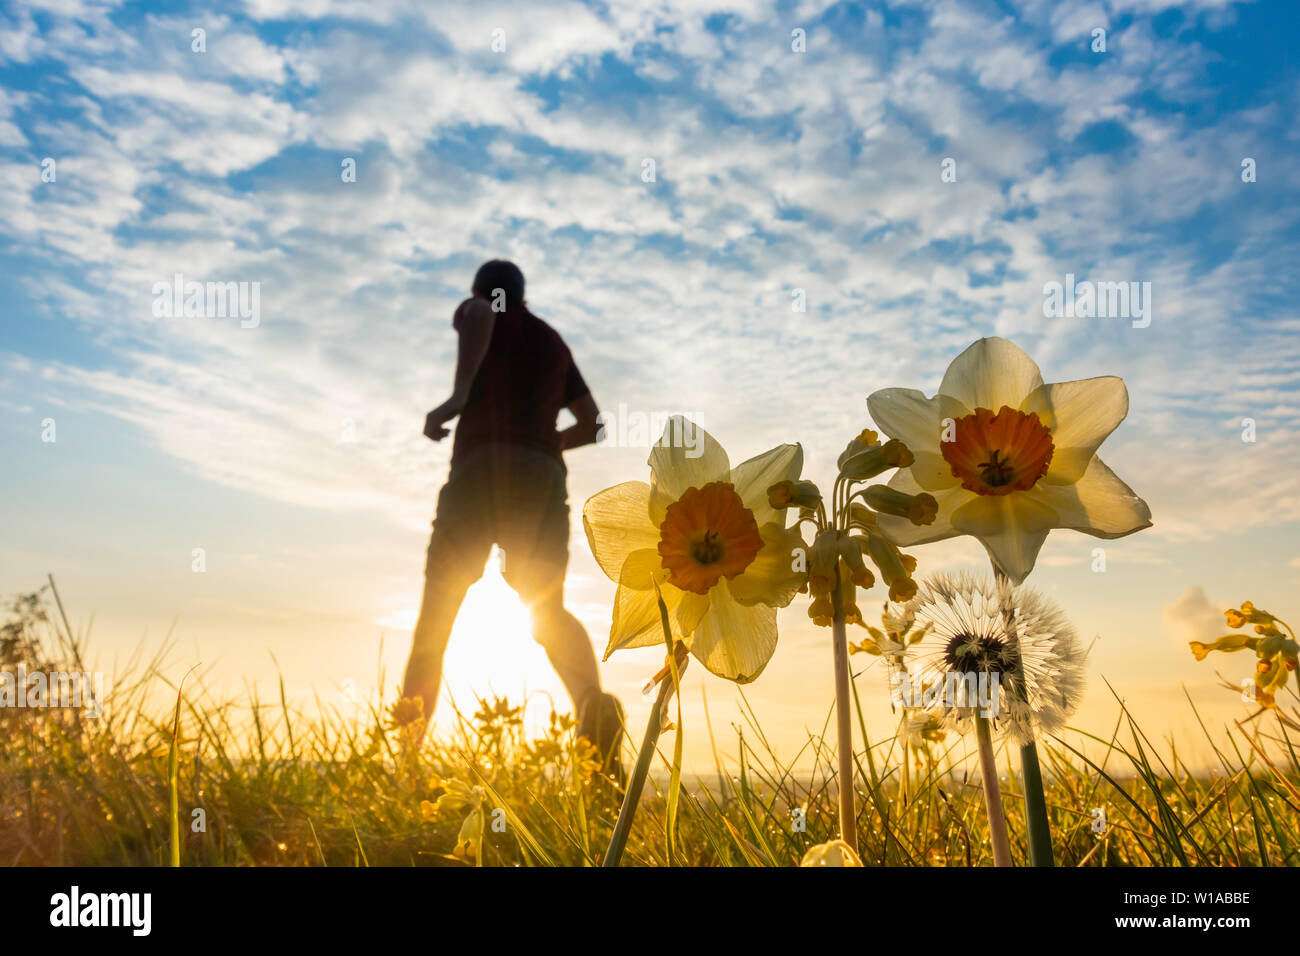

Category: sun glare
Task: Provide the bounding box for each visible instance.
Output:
[438,549,569,728]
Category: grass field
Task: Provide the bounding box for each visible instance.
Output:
[2,586,1297,867]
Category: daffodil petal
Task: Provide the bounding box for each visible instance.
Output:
[618,548,665,591]
[689,586,777,683]
[726,523,807,608]
[1022,376,1129,484]
[866,386,939,450]
[606,580,683,657]
[949,491,1058,583]
[939,337,1044,413]
[582,481,660,581]
[867,387,961,491]
[648,416,730,523]
[731,443,803,523]
[676,590,709,636]
[1030,456,1152,538]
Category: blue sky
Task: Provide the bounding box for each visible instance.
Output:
[1,0,1298,768]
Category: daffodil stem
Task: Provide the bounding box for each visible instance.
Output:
[975,715,1013,867]
[1019,740,1054,867]
[658,593,684,867]
[830,568,859,851]
[601,675,673,868]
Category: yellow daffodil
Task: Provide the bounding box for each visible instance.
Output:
[583,416,806,683]
[866,337,1152,582]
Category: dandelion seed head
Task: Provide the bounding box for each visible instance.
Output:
[901,571,1087,745]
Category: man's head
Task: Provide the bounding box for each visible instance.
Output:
[472,259,525,311]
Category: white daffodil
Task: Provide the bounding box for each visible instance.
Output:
[582,416,806,683]
[866,337,1152,583]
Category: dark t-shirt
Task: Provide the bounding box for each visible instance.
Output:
[451,304,590,464]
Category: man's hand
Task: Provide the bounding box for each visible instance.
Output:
[558,393,601,451]
[423,401,460,441]
[423,298,495,443]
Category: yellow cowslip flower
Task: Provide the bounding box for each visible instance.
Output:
[836,429,880,468]
[424,779,487,862]
[838,560,863,626]
[808,591,834,626]
[849,624,905,658]
[800,839,863,867]
[900,712,948,749]
[849,636,882,656]
[848,501,878,531]
[1188,633,1252,660]
[798,423,928,850]
[808,529,841,596]
[434,778,485,813]
[862,483,938,526]
[864,531,917,602]
[839,438,914,481]
[805,532,917,628]
[1224,601,1277,631]
[583,416,806,683]
[767,479,823,511]
[881,606,930,647]
[867,337,1152,583]
[453,807,485,862]
[838,535,875,589]
[1188,604,1299,708]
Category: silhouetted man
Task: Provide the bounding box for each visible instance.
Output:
[401,259,624,778]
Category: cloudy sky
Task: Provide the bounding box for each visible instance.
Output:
[1,0,1297,772]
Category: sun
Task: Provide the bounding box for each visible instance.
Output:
[372,548,572,731]
[438,549,570,727]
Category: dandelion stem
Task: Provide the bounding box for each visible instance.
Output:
[992,565,1056,866]
[601,675,673,867]
[974,715,1013,867]
[830,565,859,851]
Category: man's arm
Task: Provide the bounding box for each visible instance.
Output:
[424,298,496,441]
[559,392,601,451]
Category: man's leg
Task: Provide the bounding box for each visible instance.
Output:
[400,567,475,740]
[508,559,623,781]
[400,474,490,742]
[497,456,601,707]
[519,576,601,706]
[500,453,624,780]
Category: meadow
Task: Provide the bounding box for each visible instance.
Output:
[2,584,1296,868]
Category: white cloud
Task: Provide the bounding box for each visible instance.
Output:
[1,0,1296,561]
[1162,585,1226,648]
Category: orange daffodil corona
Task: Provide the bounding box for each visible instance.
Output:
[582,417,806,683]
[866,336,1152,583]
